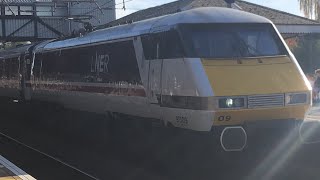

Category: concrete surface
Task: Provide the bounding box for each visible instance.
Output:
[0,101,320,180]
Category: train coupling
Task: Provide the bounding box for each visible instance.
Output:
[220,126,247,152]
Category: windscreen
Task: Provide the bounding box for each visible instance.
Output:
[179,23,288,58]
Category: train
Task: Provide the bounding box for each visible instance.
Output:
[0,7,312,151]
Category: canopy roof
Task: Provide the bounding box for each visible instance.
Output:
[99,0,320,34]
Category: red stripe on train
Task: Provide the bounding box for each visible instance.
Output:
[32,84,147,97]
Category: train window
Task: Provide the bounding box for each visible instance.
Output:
[10,58,20,79]
[2,58,20,79]
[141,36,157,60]
[0,59,5,78]
[90,55,96,73]
[97,40,141,83]
[4,59,10,78]
[158,30,184,59]
[40,51,62,80]
[142,30,184,60]
[39,40,141,84]
[179,23,288,58]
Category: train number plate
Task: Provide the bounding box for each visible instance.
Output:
[176,116,188,125]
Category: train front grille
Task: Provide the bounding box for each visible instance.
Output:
[248,94,285,109]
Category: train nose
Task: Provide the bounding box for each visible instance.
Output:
[220,126,247,152]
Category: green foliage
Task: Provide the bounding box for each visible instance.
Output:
[298,0,320,20]
[0,41,31,50]
[292,35,320,73]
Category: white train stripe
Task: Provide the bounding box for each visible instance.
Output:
[0,155,36,180]
[26,81,145,89]
[0,132,99,180]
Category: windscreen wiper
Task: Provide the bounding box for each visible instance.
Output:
[232,32,262,57]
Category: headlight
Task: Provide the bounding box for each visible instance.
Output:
[219,97,246,109]
[285,92,309,105]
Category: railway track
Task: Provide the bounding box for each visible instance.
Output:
[0,132,99,180]
[1,101,320,180]
[0,131,97,180]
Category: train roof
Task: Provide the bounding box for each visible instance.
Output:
[37,7,272,52]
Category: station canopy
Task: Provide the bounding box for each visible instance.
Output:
[99,0,320,35]
[0,44,32,59]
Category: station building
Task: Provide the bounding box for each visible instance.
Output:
[0,0,116,41]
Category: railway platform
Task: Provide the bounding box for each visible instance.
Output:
[0,155,35,180]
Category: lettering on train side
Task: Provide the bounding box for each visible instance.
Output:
[33,40,143,90]
[218,116,232,121]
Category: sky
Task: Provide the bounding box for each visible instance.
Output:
[114,0,305,19]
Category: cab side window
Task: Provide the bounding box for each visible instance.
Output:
[0,59,5,79]
[142,30,184,60]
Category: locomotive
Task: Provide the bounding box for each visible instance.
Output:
[0,7,312,151]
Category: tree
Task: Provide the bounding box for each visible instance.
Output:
[291,34,320,73]
[298,0,320,20]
